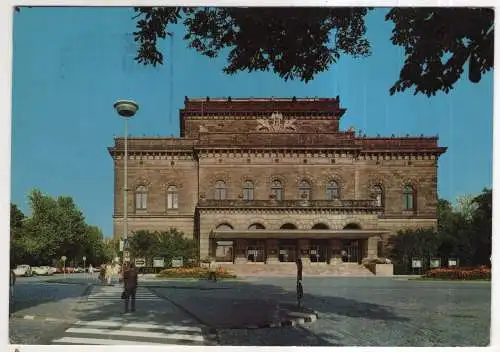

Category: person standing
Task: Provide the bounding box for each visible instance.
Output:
[122,262,138,313]
[88,264,93,279]
[208,258,217,282]
[105,263,112,285]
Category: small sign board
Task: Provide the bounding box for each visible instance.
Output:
[123,251,130,261]
[153,257,165,268]
[135,258,146,268]
[411,258,422,268]
[171,257,183,268]
[217,241,233,246]
[430,258,441,268]
[119,240,124,252]
[448,258,458,267]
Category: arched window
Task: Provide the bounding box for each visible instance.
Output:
[271,180,284,201]
[243,180,254,201]
[403,185,415,210]
[326,181,340,200]
[167,185,178,209]
[215,180,226,200]
[135,186,148,210]
[299,180,311,200]
[373,185,384,207]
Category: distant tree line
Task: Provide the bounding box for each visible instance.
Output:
[10,189,117,268]
[388,188,492,274]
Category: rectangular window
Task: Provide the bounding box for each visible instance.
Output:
[243,188,253,200]
[136,193,147,210]
[167,193,178,209]
[215,189,226,200]
[404,195,413,210]
[273,189,283,201]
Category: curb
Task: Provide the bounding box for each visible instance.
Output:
[10,314,76,323]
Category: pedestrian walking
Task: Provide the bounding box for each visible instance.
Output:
[208,258,217,282]
[88,264,93,279]
[122,262,138,313]
[105,263,112,285]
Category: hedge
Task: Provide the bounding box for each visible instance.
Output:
[423,266,491,280]
[157,267,237,279]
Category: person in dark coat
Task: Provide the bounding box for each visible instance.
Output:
[122,262,138,313]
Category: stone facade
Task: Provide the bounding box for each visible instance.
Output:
[109,97,446,264]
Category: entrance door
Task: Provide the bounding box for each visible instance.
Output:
[278,240,297,262]
[341,239,362,263]
[247,240,265,262]
[310,240,328,262]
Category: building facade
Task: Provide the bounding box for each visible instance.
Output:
[109,97,446,265]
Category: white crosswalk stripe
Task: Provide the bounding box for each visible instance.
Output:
[86,285,162,302]
[51,320,217,345]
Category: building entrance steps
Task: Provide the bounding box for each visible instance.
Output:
[218,263,374,277]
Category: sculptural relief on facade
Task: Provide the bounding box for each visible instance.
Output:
[256,112,297,132]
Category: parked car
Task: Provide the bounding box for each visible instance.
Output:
[13,265,33,277]
[47,267,57,275]
[32,266,54,276]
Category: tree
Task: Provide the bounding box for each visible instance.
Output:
[11,189,110,266]
[10,204,27,267]
[128,230,160,260]
[454,194,478,222]
[154,228,197,267]
[132,7,493,96]
[470,188,492,265]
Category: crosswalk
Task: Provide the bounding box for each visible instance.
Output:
[86,285,162,303]
[51,319,217,345]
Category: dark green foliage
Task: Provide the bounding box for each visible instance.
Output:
[128,228,197,267]
[389,188,492,273]
[10,189,112,267]
[132,7,493,96]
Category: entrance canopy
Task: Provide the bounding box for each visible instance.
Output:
[210,229,390,240]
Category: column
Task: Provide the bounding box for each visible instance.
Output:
[298,239,310,264]
[367,236,378,259]
[329,239,343,265]
[265,239,279,264]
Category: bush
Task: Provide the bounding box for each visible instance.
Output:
[157,267,237,279]
[423,266,491,280]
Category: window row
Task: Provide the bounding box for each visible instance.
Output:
[217,180,343,202]
[135,185,179,211]
[133,183,417,211]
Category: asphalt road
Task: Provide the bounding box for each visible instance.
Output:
[8,275,491,346]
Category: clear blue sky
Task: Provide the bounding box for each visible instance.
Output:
[11,7,493,237]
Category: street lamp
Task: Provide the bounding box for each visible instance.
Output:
[113,100,139,264]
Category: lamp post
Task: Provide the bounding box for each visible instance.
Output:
[113,100,139,267]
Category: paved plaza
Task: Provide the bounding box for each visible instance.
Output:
[9,275,491,346]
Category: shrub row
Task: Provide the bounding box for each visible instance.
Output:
[423,266,491,280]
[157,267,237,279]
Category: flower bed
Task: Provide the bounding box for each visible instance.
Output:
[157,267,237,279]
[423,266,491,280]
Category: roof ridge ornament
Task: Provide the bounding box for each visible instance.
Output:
[256,111,297,133]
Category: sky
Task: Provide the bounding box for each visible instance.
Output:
[11,7,493,237]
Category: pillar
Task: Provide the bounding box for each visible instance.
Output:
[367,236,378,259]
[328,238,343,265]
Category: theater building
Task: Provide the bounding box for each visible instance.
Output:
[109,97,446,266]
